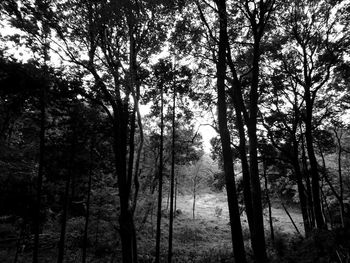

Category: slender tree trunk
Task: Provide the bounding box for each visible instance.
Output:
[131,96,143,215]
[32,79,46,263]
[263,160,274,241]
[193,178,196,220]
[282,203,301,236]
[82,136,94,263]
[216,1,246,262]
[166,188,170,211]
[155,84,164,263]
[334,129,345,227]
[57,109,77,263]
[174,177,178,214]
[292,139,311,235]
[168,73,176,263]
[32,24,50,263]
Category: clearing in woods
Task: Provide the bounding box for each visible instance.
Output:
[137,192,304,262]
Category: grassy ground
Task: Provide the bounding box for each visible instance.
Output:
[4,191,345,262]
[136,191,304,262]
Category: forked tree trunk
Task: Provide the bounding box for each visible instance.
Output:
[300,133,315,228]
[216,1,247,262]
[292,139,311,235]
[304,94,325,229]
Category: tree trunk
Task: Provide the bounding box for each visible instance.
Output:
[155,84,164,263]
[301,133,315,228]
[32,78,46,263]
[193,178,196,220]
[226,67,254,236]
[334,129,345,227]
[174,177,178,214]
[263,160,274,241]
[246,38,268,263]
[292,139,311,235]
[57,109,77,263]
[82,136,94,263]
[216,1,247,262]
[168,75,176,263]
[114,104,137,263]
[304,93,325,229]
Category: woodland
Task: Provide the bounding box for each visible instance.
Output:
[0,0,350,262]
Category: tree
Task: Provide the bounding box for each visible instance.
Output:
[224,1,275,262]
[154,69,165,263]
[215,1,247,262]
[275,0,350,229]
[1,1,179,262]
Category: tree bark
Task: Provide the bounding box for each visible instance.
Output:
[246,39,268,263]
[300,132,315,228]
[155,84,164,263]
[304,89,325,229]
[82,136,94,263]
[292,139,311,235]
[168,73,176,263]
[114,106,137,263]
[215,1,247,262]
[32,78,46,263]
[57,108,77,263]
[263,160,274,241]
[334,128,345,227]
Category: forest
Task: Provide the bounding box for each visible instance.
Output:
[0,0,350,262]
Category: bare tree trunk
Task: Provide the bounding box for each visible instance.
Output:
[57,108,77,263]
[32,79,46,263]
[263,160,274,241]
[193,179,196,220]
[303,47,324,229]
[32,36,49,263]
[155,84,164,263]
[174,177,178,214]
[168,72,176,263]
[292,139,311,235]
[282,203,301,236]
[82,136,94,263]
[247,39,268,263]
[301,133,315,228]
[334,128,345,227]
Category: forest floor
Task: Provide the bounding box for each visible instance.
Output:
[136,191,305,262]
[2,191,348,262]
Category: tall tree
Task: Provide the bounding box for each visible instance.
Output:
[168,58,176,263]
[155,76,164,263]
[225,1,275,261]
[1,1,179,262]
[278,0,350,229]
[57,104,77,263]
[215,1,247,262]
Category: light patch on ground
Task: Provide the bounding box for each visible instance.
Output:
[137,192,304,261]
